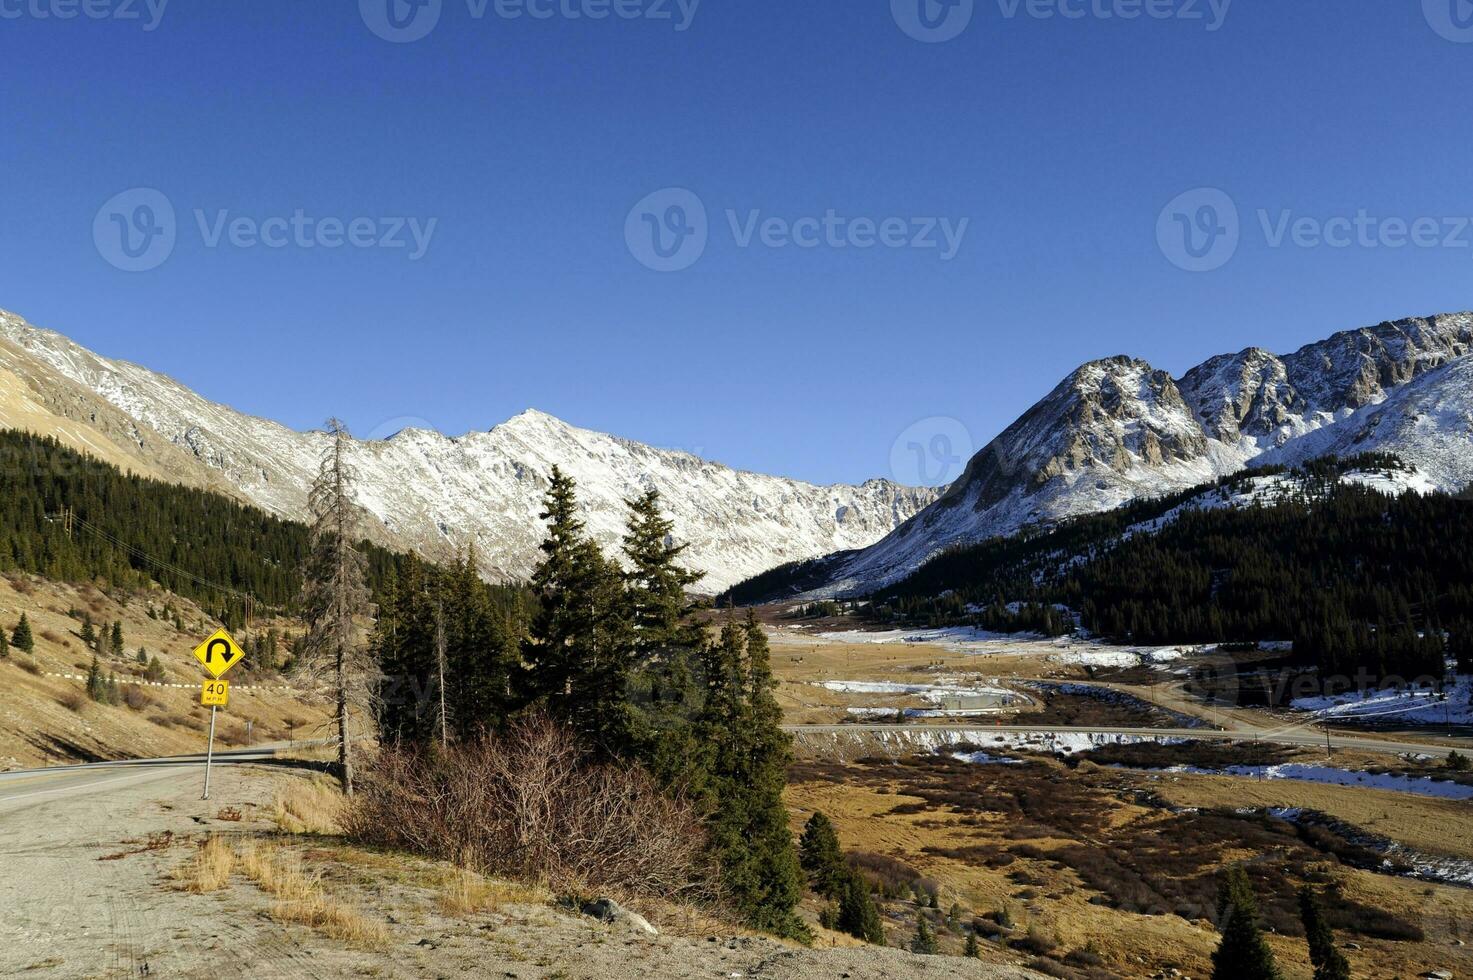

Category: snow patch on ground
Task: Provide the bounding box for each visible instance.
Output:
[1292,675,1473,726]
[1169,763,1473,800]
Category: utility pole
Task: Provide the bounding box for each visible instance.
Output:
[202,705,218,800]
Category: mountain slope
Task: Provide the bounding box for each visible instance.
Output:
[810,312,1473,596]
[0,309,936,591]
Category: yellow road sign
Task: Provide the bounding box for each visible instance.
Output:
[201,679,230,707]
[193,628,246,679]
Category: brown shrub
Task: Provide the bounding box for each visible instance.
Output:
[344,712,712,901]
[121,685,152,711]
[58,689,87,712]
[16,658,41,675]
[39,629,62,644]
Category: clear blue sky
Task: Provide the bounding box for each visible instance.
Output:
[1,1,1470,486]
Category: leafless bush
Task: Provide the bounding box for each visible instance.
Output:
[121,685,152,711]
[344,712,712,901]
[58,689,87,712]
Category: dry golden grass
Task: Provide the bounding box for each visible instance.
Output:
[434,868,547,917]
[272,776,344,836]
[1147,769,1473,860]
[236,841,388,947]
[175,834,236,893]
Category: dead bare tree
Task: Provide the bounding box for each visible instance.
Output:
[301,418,374,795]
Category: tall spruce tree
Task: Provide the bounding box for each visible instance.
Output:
[12,614,34,654]
[300,419,375,795]
[1212,866,1282,980]
[521,468,634,754]
[622,488,706,777]
[910,912,938,954]
[799,812,846,899]
[837,872,886,945]
[696,614,806,939]
[1298,887,1351,980]
[0,627,8,658]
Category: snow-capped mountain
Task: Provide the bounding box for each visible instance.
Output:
[0,310,937,592]
[814,313,1473,596]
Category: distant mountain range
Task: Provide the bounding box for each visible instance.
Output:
[807,312,1473,596]
[0,309,936,591]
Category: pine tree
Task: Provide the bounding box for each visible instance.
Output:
[1212,866,1282,980]
[799,812,846,899]
[12,614,34,654]
[85,655,106,702]
[696,615,806,939]
[265,628,280,671]
[110,621,124,657]
[300,419,374,795]
[136,647,148,665]
[80,614,95,647]
[521,468,634,754]
[145,655,166,682]
[1298,887,1351,980]
[964,928,980,958]
[0,627,9,658]
[837,872,886,945]
[622,488,706,778]
[911,912,938,954]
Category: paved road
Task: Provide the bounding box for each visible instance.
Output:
[0,742,324,815]
[785,723,1469,759]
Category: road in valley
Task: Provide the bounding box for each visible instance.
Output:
[784,722,1471,760]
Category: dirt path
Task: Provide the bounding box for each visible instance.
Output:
[0,762,1048,979]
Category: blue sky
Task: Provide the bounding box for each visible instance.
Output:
[1,0,1470,487]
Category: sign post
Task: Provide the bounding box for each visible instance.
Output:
[193,629,246,801]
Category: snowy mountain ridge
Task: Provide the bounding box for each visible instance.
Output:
[0,310,937,591]
[810,312,1473,596]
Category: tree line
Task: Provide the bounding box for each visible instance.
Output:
[867,457,1473,683]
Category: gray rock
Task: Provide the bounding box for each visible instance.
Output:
[580,898,658,936]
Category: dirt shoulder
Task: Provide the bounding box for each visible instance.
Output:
[0,761,1047,979]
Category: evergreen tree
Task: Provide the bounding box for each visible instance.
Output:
[910,912,938,954]
[85,655,105,702]
[837,872,886,945]
[799,811,846,899]
[110,620,124,657]
[1212,866,1282,980]
[521,468,635,754]
[145,655,166,682]
[696,615,806,939]
[964,928,980,958]
[1298,887,1351,980]
[265,628,280,671]
[12,614,34,654]
[621,488,706,779]
[0,626,8,658]
[136,647,148,665]
[80,614,95,647]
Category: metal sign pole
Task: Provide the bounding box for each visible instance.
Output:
[202,705,218,800]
